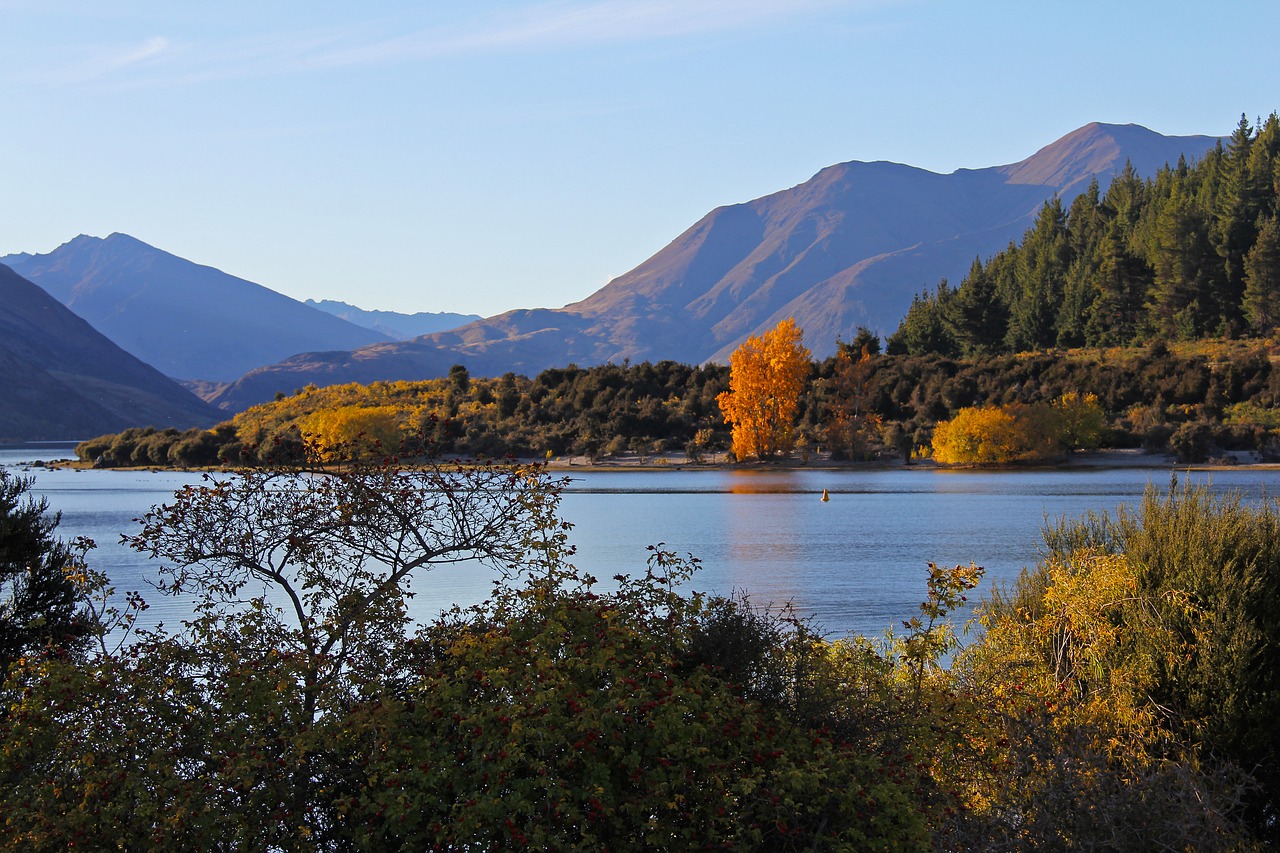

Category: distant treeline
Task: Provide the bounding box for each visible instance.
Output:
[888,113,1280,355]
[78,337,1280,468]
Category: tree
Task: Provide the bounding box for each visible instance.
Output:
[97,443,566,842]
[447,363,471,394]
[1244,215,1280,335]
[930,403,1059,465]
[946,258,1009,355]
[717,318,812,460]
[0,470,91,673]
[297,404,404,461]
[887,283,959,356]
[825,344,882,460]
[1086,222,1152,345]
[1051,391,1106,451]
[360,549,929,850]
[849,324,882,355]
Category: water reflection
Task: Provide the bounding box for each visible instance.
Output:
[5,449,1280,640]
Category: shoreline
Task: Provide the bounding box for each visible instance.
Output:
[20,447,1280,474]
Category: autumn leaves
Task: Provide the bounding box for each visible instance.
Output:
[716,318,811,462]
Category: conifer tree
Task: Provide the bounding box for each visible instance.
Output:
[1244,215,1280,336]
[946,259,1009,355]
[0,471,90,672]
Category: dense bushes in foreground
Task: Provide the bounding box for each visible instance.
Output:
[3,444,1277,848]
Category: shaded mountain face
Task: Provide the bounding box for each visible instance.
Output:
[206,122,1219,411]
[1,234,391,382]
[304,299,481,340]
[0,264,221,440]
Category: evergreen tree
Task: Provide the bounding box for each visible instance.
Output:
[1006,199,1070,350]
[887,282,958,356]
[1087,222,1153,345]
[1244,215,1280,336]
[848,325,882,356]
[0,471,91,672]
[1148,185,1216,339]
[1057,182,1107,347]
[945,258,1008,355]
[1210,115,1263,331]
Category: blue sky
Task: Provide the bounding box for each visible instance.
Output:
[2,1,1277,316]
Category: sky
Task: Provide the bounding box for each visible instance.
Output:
[2,1,1277,317]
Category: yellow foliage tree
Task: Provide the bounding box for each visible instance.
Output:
[1052,391,1106,451]
[931,403,1059,465]
[716,318,812,460]
[298,404,404,461]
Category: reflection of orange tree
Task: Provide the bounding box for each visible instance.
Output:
[717,318,812,461]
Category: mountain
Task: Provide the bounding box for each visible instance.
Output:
[0,264,221,440]
[205,122,1220,411]
[1,234,392,383]
[304,299,481,340]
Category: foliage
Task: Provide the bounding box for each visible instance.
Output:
[296,404,404,461]
[6,461,1277,848]
[360,549,927,851]
[930,403,1060,465]
[716,318,812,460]
[0,470,91,673]
[79,361,733,468]
[1031,481,1280,841]
[1051,391,1107,451]
[959,547,1258,849]
[824,343,883,460]
[0,452,947,850]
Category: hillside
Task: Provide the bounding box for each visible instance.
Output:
[1,234,391,382]
[208,122,1219,411]
[0,264,221,440]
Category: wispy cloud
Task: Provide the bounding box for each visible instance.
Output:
[317,0,868,66]
[15,0,883,87]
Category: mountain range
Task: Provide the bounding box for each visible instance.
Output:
[304,299,481,340]
[0,264,220,440]
[205,122,1219,411]
[1,234,392,383]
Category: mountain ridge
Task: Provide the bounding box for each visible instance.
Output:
[0,264,221,440]
[206,121,1220,411]
[1,234,393,383]
[304,299,481,340]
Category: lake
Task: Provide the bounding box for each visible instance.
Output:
[5,442,1280,640]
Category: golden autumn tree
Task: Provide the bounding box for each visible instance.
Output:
[717,318,812,460]
[931,403,1059,465]
[298,404,404,461]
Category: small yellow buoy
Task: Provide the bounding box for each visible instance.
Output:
[821,488,830,502]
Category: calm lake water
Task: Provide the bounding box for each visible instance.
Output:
[6,442,1280,640]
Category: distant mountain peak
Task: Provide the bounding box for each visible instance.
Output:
[304,299,482,340]
[1,235,392,383]
[999,121,1216,192]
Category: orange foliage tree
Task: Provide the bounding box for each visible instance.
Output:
[716,318,812,460]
